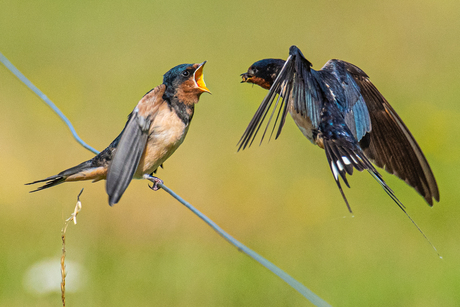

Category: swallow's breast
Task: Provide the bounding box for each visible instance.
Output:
[134,105,189,178]
[288,104,315,144]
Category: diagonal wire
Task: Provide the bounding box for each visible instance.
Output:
[153,178,330,306]
[0,51,331,307]
[0,52,99,155]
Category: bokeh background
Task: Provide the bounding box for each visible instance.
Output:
[1,0,459,306]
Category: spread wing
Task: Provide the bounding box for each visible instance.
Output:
[106,84,166,206]
[338,61,439,205]
[238,46,325,150]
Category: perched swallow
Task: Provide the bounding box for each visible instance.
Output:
[240,45,439,213]
[27,62,210,206]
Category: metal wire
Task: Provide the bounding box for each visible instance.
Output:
[1,51,331,306]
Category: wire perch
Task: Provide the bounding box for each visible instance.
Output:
[1,51,331,307]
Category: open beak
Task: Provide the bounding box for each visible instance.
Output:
[194,61,211,93]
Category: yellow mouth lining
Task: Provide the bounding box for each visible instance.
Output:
[194,62,211,93]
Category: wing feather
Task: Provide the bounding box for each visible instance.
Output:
[106,112,151,206]
[238,46,326,150]
[106,85,165,206]
[346,67,439,205]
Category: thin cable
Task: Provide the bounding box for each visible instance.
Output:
[1,51,331,306]
[0,51,99,155]
[156,180,331,306]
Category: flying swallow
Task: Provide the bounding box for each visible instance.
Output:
[27,62,210,206]
[239,45,439,213]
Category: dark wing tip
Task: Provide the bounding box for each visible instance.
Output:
[289,45,300,55]
[349,71,439,207]
[108,195,118,207]
[425,189,439,207]
[289,46,313,68]
[434,191,440,203]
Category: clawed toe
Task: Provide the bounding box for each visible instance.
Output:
[147,176,164,191]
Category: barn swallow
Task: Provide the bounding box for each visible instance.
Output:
[27,62,210,206]
[239,45,439,213]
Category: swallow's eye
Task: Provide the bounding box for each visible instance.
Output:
[182,70,190,77]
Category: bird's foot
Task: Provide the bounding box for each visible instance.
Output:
[145,175,163,191]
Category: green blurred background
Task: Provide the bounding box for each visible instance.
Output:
[1,0,459,306]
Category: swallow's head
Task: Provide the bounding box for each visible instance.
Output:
[240,59,285,90]
[163,61,211,104]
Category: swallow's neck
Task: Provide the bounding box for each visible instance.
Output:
[163,85,199,125]
[162,96,194,126]
[172,100,194,126]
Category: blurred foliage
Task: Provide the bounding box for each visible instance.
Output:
[1,0,459,306]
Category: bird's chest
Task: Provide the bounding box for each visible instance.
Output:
[135,109,189,177]
[288,105,315,144]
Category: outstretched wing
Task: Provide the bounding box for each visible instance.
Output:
[237,54,294,150]
[238,46,325,150]
[106,84,166,206]
[338,61,439,206]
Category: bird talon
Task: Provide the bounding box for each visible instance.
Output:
[147,177,163,191]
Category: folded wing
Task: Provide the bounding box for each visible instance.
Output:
[106,85,165,206]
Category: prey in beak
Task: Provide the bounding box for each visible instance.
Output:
[240,71,253,83]
[240,59,286,90]
[240,67,271,89]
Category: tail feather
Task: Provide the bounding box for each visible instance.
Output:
[324,135,409,217]
[323,137,369,213]
[26,176,66,192]
[26,160,93,192]
[323,135,396,208]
